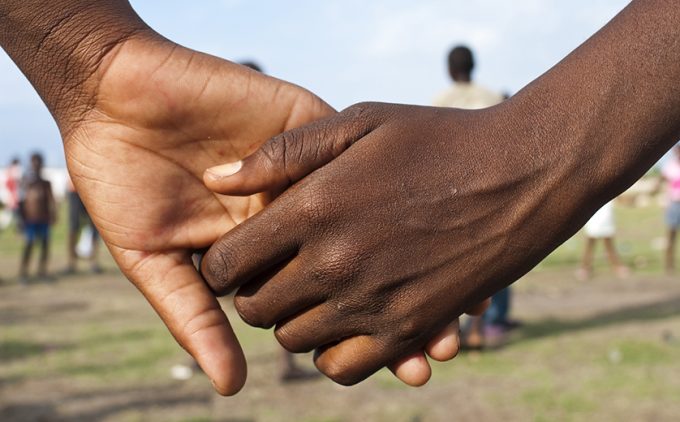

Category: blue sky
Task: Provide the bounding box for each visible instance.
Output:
[0,0,630,167]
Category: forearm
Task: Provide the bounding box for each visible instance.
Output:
[510,0,680,211]
[0,1,151,129]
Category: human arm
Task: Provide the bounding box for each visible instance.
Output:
[0,0,459,392]
[0,0,335,394]
[200,0,680,384]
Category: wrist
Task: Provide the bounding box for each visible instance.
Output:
[483,98,600,251]
[0,1,153,131]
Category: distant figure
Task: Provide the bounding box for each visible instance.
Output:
[65,176,102,274]
[433,45,515,348]
[2,158,22,228]
[661,145,680,274]
[433,46,504,109]
[239,61,262,73]
[19,153,56,284]
[577,200,630,280]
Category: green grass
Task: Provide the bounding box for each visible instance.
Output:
[537,202,667,273]
[1,323,178,383]
[2,198,680,421]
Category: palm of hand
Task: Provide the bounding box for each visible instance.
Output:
[62,36,332,394]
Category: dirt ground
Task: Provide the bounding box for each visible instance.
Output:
[2,248,679,422]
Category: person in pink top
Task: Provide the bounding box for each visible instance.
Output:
[5,158,21,219]
[661,145,680,273]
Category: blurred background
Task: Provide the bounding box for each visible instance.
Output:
[2,1,680,421]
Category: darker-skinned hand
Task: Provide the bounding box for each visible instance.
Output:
[200,101,582,385]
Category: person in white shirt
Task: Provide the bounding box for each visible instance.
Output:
[432,45,504,109]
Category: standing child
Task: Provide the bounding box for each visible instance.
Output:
[1,158,22,230]
[661,144,680,274]
[19,153,56,284]
[577,200,630,280]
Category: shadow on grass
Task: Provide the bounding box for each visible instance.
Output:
[0,300,90,324]
[0,339,73,362]
[0,403,55,422]
[0,384,252,422]
[515,294,680,343]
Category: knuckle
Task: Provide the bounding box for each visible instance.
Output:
[274,324,312,353]
[260,133,285,164]
[262,131,303,173]
[318,357,359,386]
[342,101,387,127]
[297,189,328,226]
[343,101,376,117]
[233,295,270,328]
[202,245,237,295]
[311,243,365,291]
[395,315,426,344]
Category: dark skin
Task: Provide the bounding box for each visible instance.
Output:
[202,0,680,385]
[0,0,468,394]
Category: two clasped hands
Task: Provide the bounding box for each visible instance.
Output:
[76,36,493,394]
[2,0,679,396]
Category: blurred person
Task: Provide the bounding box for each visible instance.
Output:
[2,157,22,229]
[64,175,102,275]
[433,45,504,109]
[18,153,56,284]
[577,200,630,280]
[660,144,680,273]
[433,45,512,348]
[239,60,262,73]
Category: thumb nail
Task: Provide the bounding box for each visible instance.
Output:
[206,161,243,179]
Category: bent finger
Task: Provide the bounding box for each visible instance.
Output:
[314,335,399,386]
[387,351,432,387]
[200,196,302,295]
[425,319,461,362]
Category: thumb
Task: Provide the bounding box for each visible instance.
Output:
[203,103,378,196]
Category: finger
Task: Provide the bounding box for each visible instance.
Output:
[387,351,432,387]
[424,320,461,361]
[313,335,394,386]
[203,103,379,196]
[233,257,325,329]
[466,298,491,316]
[114,248,246,396]
[273,303,357,353]
[200,198,302,295]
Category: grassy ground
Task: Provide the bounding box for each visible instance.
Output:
[1,203,679,421]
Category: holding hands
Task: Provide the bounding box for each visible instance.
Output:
[4,0,679,396]
[201,102,548,385]
[1,1,476,393]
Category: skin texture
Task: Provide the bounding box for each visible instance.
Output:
[202,0,680,385]
[0,1,334,394]
[0,0,467,393]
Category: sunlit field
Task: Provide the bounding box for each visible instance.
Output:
[2,202,679,421]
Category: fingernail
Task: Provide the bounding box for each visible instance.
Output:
[206,161,242,179]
